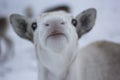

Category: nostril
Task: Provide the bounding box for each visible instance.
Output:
[52,31,57,34]
[45,23,50,27]
[61,22,65,25]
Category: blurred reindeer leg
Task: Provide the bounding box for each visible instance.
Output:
[0,17,14,62]
[0,38,1,56]
[2,35,14,61]
[0,36,14,63]
[0,17,8,62]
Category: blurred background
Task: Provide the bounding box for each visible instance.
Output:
[0,0,120,80]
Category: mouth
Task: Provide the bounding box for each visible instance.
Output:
[45,30,68,42]
[45,30,68,52]
[48,31,65,37]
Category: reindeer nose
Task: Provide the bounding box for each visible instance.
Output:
[51,30,59,34]
[51,25,63,33]
[52,31,57,34]
[45,19,65,28]
[45,19,65,35]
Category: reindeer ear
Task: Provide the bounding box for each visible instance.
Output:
[10,14,33,42]
[75,8,97,38]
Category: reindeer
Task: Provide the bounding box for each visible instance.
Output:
[9,7,120,80]
[0,16,13,62]
[24,6,34,18]
[43,5,71,13]
[79,40,120,80]
[24,5,71,19]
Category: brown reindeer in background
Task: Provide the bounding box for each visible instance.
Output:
[24,6,34,18]
[0,16,13,62]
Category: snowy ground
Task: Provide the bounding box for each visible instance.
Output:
[0,0,120,80]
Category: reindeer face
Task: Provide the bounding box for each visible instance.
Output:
[10,8,96,52]
[33,11,78,51]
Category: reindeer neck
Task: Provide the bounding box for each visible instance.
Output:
[36,45,77,80]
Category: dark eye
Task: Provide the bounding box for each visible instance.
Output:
[72,19,77,27]
[32,22,37,31]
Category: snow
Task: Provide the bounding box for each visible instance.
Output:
[0,0,120,80]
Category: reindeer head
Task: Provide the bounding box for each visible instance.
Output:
[10,8,96,53]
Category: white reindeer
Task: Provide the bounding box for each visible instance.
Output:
[79,40,120,80]
[10,8,120,80]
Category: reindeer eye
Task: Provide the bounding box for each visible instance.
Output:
[72,19,77,27]
[32,22,37,31]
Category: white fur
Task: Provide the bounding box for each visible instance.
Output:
[78,41,120,80]
[12,9,120,80]
[34,11,78,80]
[32,12,120,80]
